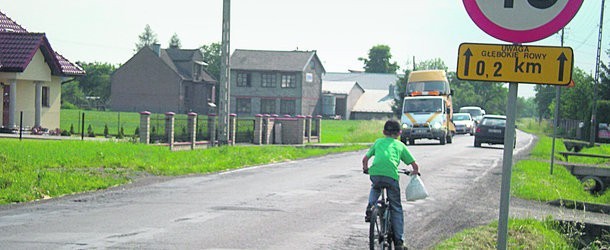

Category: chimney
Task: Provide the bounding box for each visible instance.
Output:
[151,43,161,56]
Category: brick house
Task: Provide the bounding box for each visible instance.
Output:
[111,45,217,114]
[0,11,85,131]
[230,49,325,117]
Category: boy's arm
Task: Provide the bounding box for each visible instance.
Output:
[362,155,370,174]
[410,161,420,175]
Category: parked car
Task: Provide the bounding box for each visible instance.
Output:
[452,112,475,135]
[474,115,515,148]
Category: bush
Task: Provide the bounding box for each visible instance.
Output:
[103,124,109,138]
[117,127,125,139]
[87,125,95,137]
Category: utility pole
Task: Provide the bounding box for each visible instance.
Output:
[550,28,565,175]
[590,0,605,146]
[218,0,231,145]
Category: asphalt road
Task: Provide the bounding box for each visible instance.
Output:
[0,130,604,249]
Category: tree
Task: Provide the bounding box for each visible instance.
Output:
[61,80,86,108]
[200,42,221,81]
[358,45,399,73]
[134,24,159,52]
[74,62,116,107]
[169,33,182,49]
[415,58,448,71]
[534,85,555,121]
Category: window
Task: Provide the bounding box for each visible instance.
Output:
[261,99,276,114]
[280,100,296,115]
[261,74,276,88]
[237,73,251,87]
[236,98,251,113]
[42,86,49,107]
[281,74,296,88]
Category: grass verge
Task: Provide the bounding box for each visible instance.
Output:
[434,218,571,249]
[0,139,366,204]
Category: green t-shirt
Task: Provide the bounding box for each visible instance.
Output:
[366,137,416,180]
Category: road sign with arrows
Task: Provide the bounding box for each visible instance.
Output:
[457,43,573,85]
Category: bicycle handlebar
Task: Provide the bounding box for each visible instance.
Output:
[363,168,420,176]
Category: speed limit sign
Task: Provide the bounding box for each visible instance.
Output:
[463,0,583,43]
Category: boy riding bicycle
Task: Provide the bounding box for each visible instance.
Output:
[362,119,419,250]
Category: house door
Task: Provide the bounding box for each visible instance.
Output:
[3,85,9,127]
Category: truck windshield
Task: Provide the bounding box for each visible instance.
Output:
[403,99,443,113]
[407,81,448,95]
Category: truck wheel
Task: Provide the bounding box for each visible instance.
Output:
[409,138,415,145]
[439,134,446,145]
[400,135,407,145]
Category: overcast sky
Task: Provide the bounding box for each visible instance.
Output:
[1,0,607,98]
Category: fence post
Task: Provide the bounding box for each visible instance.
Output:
[254,114,263,145]
[139,111,151,144]
[208,114,216,147]
[188,112,197,150]
[316,115,322,143]
[296,115,305,144]
[306,115,312,143]
[229,113,236,146]
[165,112,175,151]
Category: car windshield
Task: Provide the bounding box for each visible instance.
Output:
[481,118,506,127]
[454,115,470,121]
[403,99,443,113]
[460,108,482,117]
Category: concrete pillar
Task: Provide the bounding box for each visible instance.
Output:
[139,111,151,144]
[253,114,263,145]
[229,113,237,145]
[34,81,42,127]
[316,115,322,143]
[188,112,197,150]
[296,115,305,144]
[208,114,217,147]
[263,114,271,144]
[9,80,17,128]
[165,112,175,150]
[306,115,312,143]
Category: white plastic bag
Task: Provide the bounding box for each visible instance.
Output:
[405,175,429,201]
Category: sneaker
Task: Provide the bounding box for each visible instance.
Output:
[395,240,408,250]
[364,209,372,222]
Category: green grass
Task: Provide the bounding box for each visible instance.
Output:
[0,139,366,204]
[321,119,385,143]
[61,109,142,136]
[434,218,571,249]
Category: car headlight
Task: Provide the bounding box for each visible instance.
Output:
[402,123,410,129]
[432,122,442,129]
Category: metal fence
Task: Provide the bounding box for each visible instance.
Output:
[235,118,255,143]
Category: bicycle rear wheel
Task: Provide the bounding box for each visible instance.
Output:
[369,207,389,250]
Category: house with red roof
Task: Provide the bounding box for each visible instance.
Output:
[0,11,85,131]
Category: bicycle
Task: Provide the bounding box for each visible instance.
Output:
[367,169,411,250]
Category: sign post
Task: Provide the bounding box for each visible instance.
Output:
[461,1,582,249]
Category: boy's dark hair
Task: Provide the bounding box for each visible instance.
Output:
[383,119,401,134]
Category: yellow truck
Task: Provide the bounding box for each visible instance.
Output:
[400,70,456,145]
